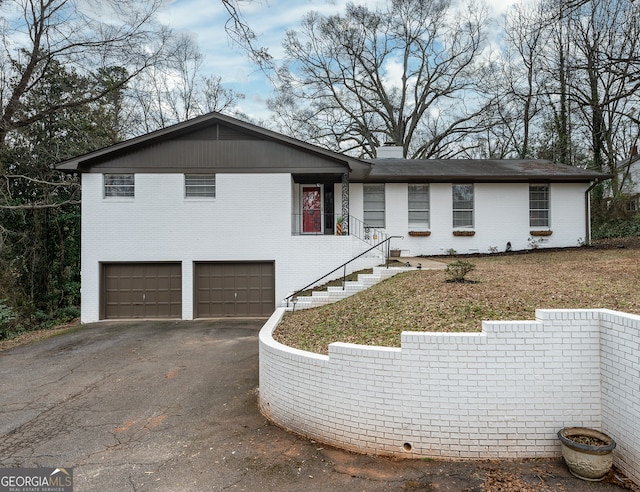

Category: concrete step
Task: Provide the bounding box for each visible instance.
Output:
[282,265,413,311]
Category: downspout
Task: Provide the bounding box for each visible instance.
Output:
[584,179,602,246]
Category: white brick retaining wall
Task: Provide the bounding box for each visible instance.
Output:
[259,308,640,485]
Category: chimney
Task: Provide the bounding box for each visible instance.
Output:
[376,142,404,159]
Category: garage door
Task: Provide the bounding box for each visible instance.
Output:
[102,263,182,319]
[195,262,274,318]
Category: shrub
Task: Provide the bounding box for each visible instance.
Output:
[445,260,476,282]
[56,306,80,322]
[0,299,21,340]
[592,217,640,240]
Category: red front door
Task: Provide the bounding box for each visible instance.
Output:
[302,186,322,233]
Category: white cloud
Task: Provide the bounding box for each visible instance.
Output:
[485,0,516,16]
[381,59,404,90]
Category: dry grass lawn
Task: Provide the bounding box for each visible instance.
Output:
[274,241,640,355]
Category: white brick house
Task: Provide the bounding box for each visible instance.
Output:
[57,112,610,322]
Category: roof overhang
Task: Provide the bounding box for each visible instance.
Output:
[361,158,612,183]
[56,113,612,185]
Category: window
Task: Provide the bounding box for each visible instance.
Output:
[452,184,474,228]
[104,174,134,198]
[363,184,385,228]
[408,184,430,228]
[185,174,216,198]
[529,184,549,227]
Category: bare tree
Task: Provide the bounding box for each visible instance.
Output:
[268,0,492,158]
[0,0,176,156]
[126,34,244,135]
[482,1,549,159]
[567,0,640,189]
[221,0,273,72]
[489,0,640,178]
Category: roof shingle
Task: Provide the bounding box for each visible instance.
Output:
[363,158,611,183]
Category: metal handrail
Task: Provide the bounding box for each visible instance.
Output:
[348,215,388,249]
[285,235,403,307]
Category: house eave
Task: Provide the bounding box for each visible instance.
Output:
[361,158,612,184]
[356,174,613,184]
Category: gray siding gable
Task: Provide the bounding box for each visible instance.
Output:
[82,133,350,174]
[56,113,365,176]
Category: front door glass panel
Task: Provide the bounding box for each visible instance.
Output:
[302,186,322,233]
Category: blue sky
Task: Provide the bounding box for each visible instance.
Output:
[157,0,516,121]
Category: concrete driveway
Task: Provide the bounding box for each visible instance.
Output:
[0,320,631,491]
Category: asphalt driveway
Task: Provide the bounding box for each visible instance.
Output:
[0,320,631,491]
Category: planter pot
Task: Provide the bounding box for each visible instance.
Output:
[558,427,616,481]
[390,250,401,258]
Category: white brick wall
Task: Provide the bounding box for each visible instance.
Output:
[259,308,640,484]
[80,173,380,322]
[363,182,590,256]
[600,309,640,485]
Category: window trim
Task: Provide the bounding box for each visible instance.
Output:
[408,184,430,230]
[185,174,216,198]
[452,183,474,229]
[529,184,550,228]
[363,183,385,228]
[104,173,135,198]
